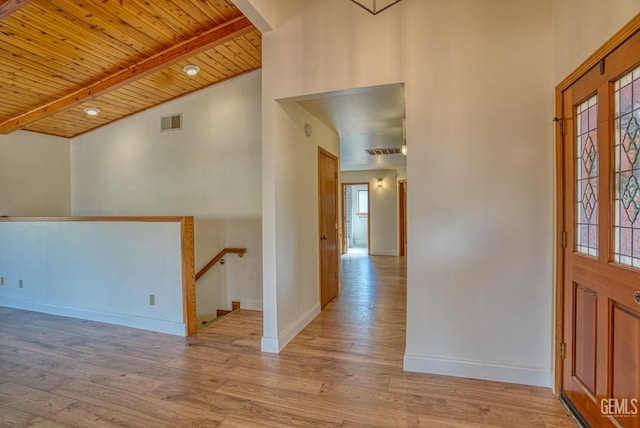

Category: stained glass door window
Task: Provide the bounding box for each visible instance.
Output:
[614,65,640,267]
[575,95,599,256]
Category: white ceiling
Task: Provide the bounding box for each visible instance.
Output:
[297,83,406,171]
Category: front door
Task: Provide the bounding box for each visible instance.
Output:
[318,148,339,308]
[559,24,640,427]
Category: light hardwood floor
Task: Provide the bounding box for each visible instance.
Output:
[0,254,575,427]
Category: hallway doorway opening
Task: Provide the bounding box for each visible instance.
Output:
[342,183,370,255]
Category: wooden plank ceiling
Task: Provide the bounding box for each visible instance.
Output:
[0,0,261,138]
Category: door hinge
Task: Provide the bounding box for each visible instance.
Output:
[559,342,566,360]
[561,231,567,249]
[553,117,565,136]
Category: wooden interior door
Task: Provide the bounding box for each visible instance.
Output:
[559,24,640,428]
[399,180,407,257]
[318,148,339,308]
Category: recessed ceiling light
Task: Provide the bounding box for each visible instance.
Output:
[183,65,200,76]
[83,107,100,116]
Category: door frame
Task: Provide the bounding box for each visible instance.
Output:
[341,182,371,255]
[554,12,640,394]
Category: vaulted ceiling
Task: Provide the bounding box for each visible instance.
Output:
[0,0,261,138]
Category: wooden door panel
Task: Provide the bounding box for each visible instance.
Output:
[574,283,598,397]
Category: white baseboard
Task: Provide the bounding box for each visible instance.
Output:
[260,302,321,353]
[261,336,280,353]
[370,250,399,256]
[404,353,552,388]
[0,297,186,336]
[278,302,320,350]
[240,298,263,311]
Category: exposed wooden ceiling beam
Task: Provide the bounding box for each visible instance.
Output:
[0,15,255,135]
[0,0,31,19]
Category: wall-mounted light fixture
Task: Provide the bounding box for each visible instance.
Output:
[182,65,200,76]
[401,142,407,155]
[377,178,383,188]
[83,107,100,116]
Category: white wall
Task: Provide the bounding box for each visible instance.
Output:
[70,71,263,321]
[232,0,306,32]
[252,0,558,386]
[71,71,261,219]
[224,218,263,311]
[403,0,555,387]
[193,219,226,324]
[397,164,407,181]
[342,170,399,255]
[553,0,640,84]
[261,97,340,352]
[0,220,186,335]
[0,131,70,216]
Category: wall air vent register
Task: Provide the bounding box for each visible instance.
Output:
[365,147,403,155]
[161,114,182,132]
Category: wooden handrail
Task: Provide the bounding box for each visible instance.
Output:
[195,248,246,281]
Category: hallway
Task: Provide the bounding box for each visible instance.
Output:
[0,255,575,427]
[287,253,407,368]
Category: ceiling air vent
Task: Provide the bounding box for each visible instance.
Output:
[365,147,403,156]
[161,114,182,132]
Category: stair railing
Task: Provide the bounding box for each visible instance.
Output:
[195,248,246,281]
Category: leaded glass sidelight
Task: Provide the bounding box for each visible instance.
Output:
[614,66,640,267]
[576,95,599,256]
